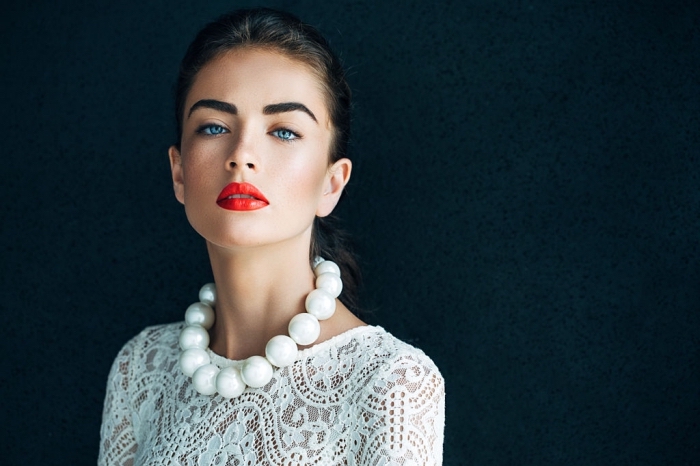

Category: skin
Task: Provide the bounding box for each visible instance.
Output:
[169,48,365,360]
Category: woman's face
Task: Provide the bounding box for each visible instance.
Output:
[169,48,351,252]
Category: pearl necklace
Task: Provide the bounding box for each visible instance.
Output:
[178,257,343,398]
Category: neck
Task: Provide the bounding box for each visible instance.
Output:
[206,240,316,360]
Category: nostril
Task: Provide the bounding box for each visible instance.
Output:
[246,163,255,169]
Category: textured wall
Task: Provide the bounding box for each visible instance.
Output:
[1,0,698,464]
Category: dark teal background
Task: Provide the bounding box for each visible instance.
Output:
[1,0,698,464]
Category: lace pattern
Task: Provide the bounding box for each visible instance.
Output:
[99,323,444,465]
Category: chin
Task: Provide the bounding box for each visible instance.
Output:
[197,228,270,250]
[187,212,315,251]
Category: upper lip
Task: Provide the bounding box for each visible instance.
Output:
[216,182,269,203]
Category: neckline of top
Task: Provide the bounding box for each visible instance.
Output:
[204,324,384,369]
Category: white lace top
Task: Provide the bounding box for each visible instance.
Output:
[99,322,445,465]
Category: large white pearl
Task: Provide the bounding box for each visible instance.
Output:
[240,356,273,388]
[315,272,343,298]
[216,366,246,398]
[288,313,321,345]
[198,283,217,306]
[192,363,220,395]
[312,256,325,268]
[314,260,340,277]
[185,302,215,329]
[305,288,336,320]
[179,347,210,377]
[265,335,298,367]
[179,325,210,350]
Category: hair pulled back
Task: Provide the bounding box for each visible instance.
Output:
[174,8,361,313]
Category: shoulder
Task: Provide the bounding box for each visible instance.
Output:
[104,322,184,401]
[358,326,443,384]
[108,322,183,378]
[117,321,183,356]
[299,325,443,398]
[131,321,183,346]
[343,326,444,406]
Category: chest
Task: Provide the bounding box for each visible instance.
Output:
[130,357,373,465]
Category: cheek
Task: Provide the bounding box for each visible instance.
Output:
[274,144,329,205]
[180,145,223,194]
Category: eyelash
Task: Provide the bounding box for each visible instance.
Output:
[270,128,301,142]
[196,124,228,136]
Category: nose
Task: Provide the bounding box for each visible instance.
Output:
[225,129,258,172]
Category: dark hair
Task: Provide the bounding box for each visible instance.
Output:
[174,8,361,313]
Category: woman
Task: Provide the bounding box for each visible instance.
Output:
[99,8,444,465]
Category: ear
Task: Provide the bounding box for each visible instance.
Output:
[168,145,185,205]
[316,158,352,217]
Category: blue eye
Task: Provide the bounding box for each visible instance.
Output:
[271,128,299,141]
[197,124,228,135]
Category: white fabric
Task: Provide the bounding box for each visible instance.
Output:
[99,322,445,465]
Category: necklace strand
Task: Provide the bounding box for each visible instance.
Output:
[178,257,342,398]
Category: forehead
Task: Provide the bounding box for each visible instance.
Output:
[186,48,330,125]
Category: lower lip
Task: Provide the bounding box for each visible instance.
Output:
[217,198,268,211]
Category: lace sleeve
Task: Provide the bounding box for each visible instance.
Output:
[358,351,445,465]
[98,338,139,466]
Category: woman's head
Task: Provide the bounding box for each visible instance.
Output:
[172,8,361,312]
[174,8,351,165]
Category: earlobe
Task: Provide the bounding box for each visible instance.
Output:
[316,158,352,217]
[168,145,186,205]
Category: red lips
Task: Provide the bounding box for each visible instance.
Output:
[216,182,269,211]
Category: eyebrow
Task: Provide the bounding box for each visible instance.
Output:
[188,99,237,118]
[263,102,317,123]
[188,99,318,123]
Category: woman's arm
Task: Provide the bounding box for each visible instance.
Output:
[357,352,446,465]
[98,339,139,466]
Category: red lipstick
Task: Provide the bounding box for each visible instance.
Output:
[216,182,269,211]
